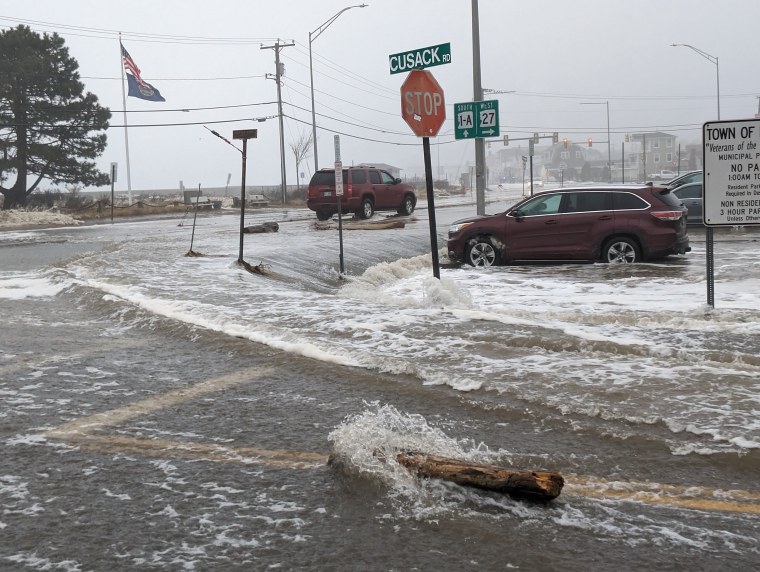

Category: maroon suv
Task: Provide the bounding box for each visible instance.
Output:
[447,185,690,266]
[307,166,417,221]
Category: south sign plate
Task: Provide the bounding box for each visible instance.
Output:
[703,119,760,226]
[454,100,500,140]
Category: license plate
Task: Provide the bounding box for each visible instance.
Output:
[324,192,333,197]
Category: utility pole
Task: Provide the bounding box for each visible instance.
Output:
[262,40,295,206]
[471,0,486,215]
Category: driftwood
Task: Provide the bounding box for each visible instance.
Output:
[395,451,564,501]
[243,221,279,233]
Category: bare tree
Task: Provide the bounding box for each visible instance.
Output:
[289,131,313,198]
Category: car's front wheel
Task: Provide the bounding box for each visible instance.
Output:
[397,195,415,216]
[465,239,499,267]
[602,237,640,263]
[358,198,374,219]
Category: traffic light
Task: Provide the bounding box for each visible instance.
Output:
[563,137,568,148]
[552,132,559,144]
[533,132,539,144]
[503,134,509,146]
[587,138,593,147]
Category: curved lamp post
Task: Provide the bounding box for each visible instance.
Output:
[309,4,368,172]
[671,43,720,120]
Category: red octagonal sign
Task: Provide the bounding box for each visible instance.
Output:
[401,70,446,137]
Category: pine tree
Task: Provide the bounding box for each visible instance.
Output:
[0,25,111,209]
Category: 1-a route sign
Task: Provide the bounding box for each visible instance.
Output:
[703,119,760,226]
[454,100,500,139]
[389,43,451,75]
[400,70,446,137]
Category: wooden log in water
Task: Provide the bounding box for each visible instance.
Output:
[395,451,564,501]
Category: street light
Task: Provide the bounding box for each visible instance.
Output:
[309,4,368,171]
[671,43,720,120]
[581,101,612,182]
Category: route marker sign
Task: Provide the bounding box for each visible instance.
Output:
[703,118,760,227]
[389,42,451,75]
[400,70,446,137]
[454,100,500,139]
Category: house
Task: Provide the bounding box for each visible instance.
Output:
[628,132,678,179]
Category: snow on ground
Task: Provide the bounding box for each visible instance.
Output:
[0,210,82,229]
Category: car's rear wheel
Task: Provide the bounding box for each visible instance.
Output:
[358,198,374,219]
[602,237,640,263]
[316,210,332,221]
[466,239,499,267]
[397,195,415,216]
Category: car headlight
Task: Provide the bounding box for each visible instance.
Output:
[448,222,473,234]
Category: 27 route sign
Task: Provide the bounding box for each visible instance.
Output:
[454,100,500,139]
[389,42,451,75]
[703,118,760,226]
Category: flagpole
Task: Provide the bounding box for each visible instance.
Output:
[119,33,133,205]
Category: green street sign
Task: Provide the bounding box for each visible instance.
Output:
[454,100,500,140]
[389,43,451,75]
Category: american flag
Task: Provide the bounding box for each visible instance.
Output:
[120,43,143,82]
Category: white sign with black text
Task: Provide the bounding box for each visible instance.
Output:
[703,119,760,226]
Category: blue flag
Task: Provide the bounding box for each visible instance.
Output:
[126,73,165,102]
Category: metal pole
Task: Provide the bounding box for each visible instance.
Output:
[423,137,440,279]
[606,101,612,183]
[621,142,625,184]
[274,44,288,207]
[471,0,486,216]
[118,34,133,206]
[238,139,247,264]
[308,5,367,173]
[309,32,319,172]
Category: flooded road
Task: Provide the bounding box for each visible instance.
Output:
[2,190,759,570]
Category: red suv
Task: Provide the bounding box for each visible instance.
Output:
[447,185,690,266]
[307,166,417,221]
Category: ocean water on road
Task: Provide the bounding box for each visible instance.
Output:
[2,197,759,570]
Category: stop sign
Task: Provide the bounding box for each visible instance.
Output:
[400,70,446,137]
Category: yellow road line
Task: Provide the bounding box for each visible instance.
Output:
[66,434,327,470]
[45,366,274,439]
[38,366,760,513]
[564,475,760,514]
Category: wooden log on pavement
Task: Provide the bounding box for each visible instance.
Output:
[243,221,279,233]
[395,451,564,501]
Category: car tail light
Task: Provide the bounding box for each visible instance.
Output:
[650,210,683,221]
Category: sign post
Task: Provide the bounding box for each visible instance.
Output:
[702,118,760,306]
[400,69,446,279]
[334,134,345,275]
[109,162,117,223]
[232,129,257,264]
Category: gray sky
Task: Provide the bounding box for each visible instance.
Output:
[2,0,759,192]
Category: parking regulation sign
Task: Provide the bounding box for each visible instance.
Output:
[703,118,760,226]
